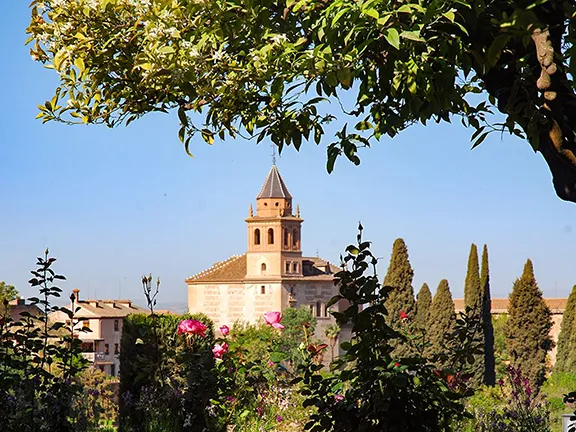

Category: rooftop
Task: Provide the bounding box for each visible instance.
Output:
[256,165,292,199]
[453,297,568,313]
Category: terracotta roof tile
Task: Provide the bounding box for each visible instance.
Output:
[186,255,247,283]
[453,298,568,313]
[75,300,146,318]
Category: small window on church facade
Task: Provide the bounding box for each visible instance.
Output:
[254,229,261,245]
[268,228,274,244]
[261,263,267,273]
[261,286,266,295]
[292,228,298,248]
[316,301,322,318]
[285,261,291,273]
[283,228,288,247]
[293,262,298,273]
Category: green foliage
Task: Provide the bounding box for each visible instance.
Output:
[426,279,456,368]
[542,372,576,432]
[74,367,118,430]
[279,306,317,368]
[414,282,432,331]
[296,225,476,432]
[383,238,415,357]
[26,0,576,201]
[556,285,576,373]
[466,367,550,432]
[119,311,216,431]
[0,250,88,432]
[324,323,341,364]
[480,244,495,386]
[463,244,485,386]
[504,259,553,389]
[492,314,510,379]
[0,281,18,304]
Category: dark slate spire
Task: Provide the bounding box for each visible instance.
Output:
[257,165,292,199]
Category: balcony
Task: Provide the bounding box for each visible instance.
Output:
[80,352,107,362]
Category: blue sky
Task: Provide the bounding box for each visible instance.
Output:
[1,4,575,310]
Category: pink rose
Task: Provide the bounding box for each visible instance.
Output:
[220,325,230,336]
[213,342,229,359]
[178,319,207,338]
[334,394,344,402]
[263,311,285,330]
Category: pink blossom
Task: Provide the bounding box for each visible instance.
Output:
[225,396,235,402]
[400,310,408,320]
[263,311,285,330]
[220,325,230,336]
[334,394,344,401]
[276,415,283,422]
[178,319,208,337]
[213,342,229,359]
[267,360,275,367]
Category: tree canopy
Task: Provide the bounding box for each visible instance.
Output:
[0,282,18,304]
[26,0,576,202]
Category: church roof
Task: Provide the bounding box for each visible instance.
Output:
[257,165,292,199]
[186,255,247,283]
[185,255,339,284]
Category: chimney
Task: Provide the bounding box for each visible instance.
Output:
[72,289,80,303]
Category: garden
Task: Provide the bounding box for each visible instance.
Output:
[1,229,576,431]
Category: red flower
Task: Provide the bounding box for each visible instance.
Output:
[394,362,400,368]
[400,310,408,320]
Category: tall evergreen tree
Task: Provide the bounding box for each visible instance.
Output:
[464,243,485,386]
[555,285,576,373]
[383,238,415,357]
[415,283,432,331]
[504,260,553,388]
[427,279,456,368]
[481,245,496,386]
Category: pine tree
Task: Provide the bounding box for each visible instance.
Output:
[427,279,456,368]
[415,283,432,331]
[555,285,576,373]
[481,245,496,385]
[383,238,415,357]
[504,260,553,388]
[464,243,485,386]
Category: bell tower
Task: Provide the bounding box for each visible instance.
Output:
[246,165,303,279]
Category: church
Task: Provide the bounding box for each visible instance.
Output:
[186,165,347,342]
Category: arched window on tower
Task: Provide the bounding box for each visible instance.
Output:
[261,263,267,273]
[283,228,288,247]
[268,228,274,244]
[254,229,261,245]
[316,301,322,318]
[292,228,298,248]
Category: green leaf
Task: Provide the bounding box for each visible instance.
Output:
[400,30,425,43]
[336,68,352,88]
[270,351,288,363]
[384,28,400,50]
[74,58,85,73]
[363,8,379,20]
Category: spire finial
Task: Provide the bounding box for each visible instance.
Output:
[249,203,253,217]
[271,142,277,166]
[296,204,300,217]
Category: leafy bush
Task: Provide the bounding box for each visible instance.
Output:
[296,225,477,432]
[0,250,89,432]
[119,310,216,431]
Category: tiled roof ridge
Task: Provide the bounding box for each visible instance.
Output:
[187,254,244,280]
[257,165,292,199]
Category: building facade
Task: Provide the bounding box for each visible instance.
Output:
[186,165,348,343]
[49,289,146,376]
[454,297,567,365]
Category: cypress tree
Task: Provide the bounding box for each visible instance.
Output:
[415,283,432,331]
[464,243,485,386]
[504,259,553,388]
[427,279,456,368]
[383,238,415,356]
[481,245,496,385]
[555,285,576,373]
